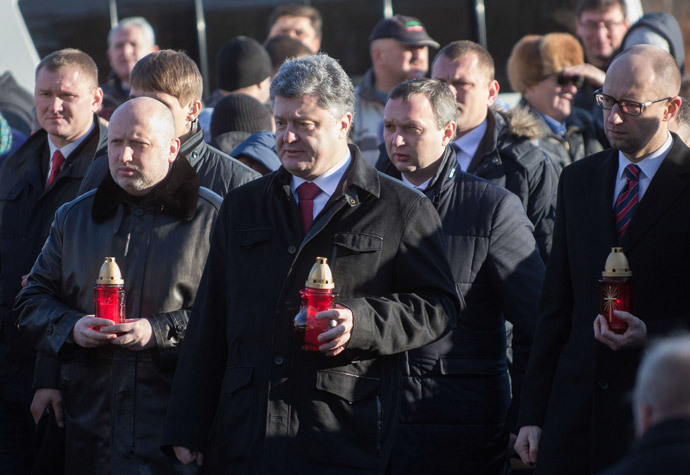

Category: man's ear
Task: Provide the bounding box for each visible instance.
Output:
[487,80,500,107]
[664,96,682,122]
[338,112,353,139]
[169,138,181,163]
[441,121,457,146]
[186,100,203,122]
[92,87,104,112]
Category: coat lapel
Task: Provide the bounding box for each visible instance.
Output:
[585,149,618,245]
[622,137,690,250]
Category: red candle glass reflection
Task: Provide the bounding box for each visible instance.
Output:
[600,247,633,334]
[94,257,125,329]
[294,257,337,351]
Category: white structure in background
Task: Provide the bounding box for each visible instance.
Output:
[0,0,40,92]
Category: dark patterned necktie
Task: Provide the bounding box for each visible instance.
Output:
[297,182,322,234]
[614,164,641,239]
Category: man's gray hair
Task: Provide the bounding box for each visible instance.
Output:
[633,333,690,430]
[388,78,457,130]
[270,54,354,119]
[108,17,156,49]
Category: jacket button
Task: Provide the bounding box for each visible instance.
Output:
[274,356,284,365]
[46,326,54,335]
[175,324,184,333]
[287,245,297,255]
[134,208,143,217]
[192,151,198,159]
[598,379,609,390]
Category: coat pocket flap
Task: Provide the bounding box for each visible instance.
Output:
[235,228,272,247]
[333,233,383,253]
[316,370,380,402]
[439,356,502,376]
[223,365,254,395]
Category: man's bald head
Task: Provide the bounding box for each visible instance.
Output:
[110,96,176,141]
[609,45,681,98]
[108,96,180,196]
[602,44,682,161]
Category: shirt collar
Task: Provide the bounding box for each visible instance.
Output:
[401,173,432,192]
[617,132,673,181]
[291,150,352,198]
[452,118,487,158]
[536,110,567,138]
[48,120,95,159]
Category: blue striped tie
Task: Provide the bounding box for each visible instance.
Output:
[614,164,641,239]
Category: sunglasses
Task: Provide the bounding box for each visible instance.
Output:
[556,73,584,88]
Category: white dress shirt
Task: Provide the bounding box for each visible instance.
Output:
[291,151,351,220]
[612,133,673,207]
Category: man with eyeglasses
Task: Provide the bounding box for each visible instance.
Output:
[570,0,630,117]
[514,45,687,475]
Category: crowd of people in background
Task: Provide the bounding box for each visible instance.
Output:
[1,1,690,474]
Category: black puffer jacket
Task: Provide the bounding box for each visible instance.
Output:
[379,147,544,474]
[79,127,260,197]
[0,120,107,402]
[16,157,221,474]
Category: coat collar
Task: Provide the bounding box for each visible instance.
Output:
[179,127,206,168]
[92,153,201,223]
[273,144,381,201]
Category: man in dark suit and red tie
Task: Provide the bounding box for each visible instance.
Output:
[514,44,689,475]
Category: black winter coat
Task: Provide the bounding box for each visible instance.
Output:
[162,145,459,474]
[519,137,690,474]
[601,418,690,475]
[379,147,544,475]
[16,157,221,474]
[79,127,260,198]
[0,119,107,402]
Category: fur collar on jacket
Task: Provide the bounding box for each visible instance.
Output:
[92,155,201,223]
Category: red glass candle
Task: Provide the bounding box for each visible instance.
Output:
[93,257,125,329]
[294,257,337,351]
[600,247,633,334]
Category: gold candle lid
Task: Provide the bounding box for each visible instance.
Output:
[96,257,124,285]
[602,247,632,278]
[306,257,335,289]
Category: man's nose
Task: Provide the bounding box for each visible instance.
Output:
[392,132,405,147]
[606,104,624,124]
[119,146,134,162]
[49,97,62,113]
[282,126,298,143]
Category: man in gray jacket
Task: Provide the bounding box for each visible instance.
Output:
[16,97,221,474]
[354,14,438,165]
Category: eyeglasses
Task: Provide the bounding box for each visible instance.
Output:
[578,20,626,32]
[594,89,671,116]
[556,73,584,88]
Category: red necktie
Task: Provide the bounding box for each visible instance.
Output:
[297,182,322,234]
[45,149,65,190]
